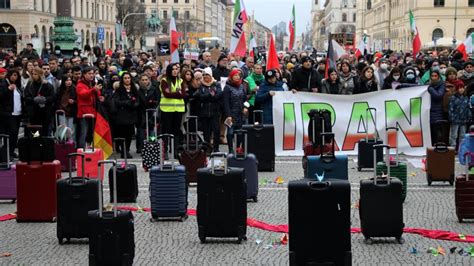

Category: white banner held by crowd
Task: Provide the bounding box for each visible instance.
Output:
[272,86,431,156]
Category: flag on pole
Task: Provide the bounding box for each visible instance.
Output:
[230,0,248,57]
[94,103,113,159]
[170,11,180,63]
[331,39,347,59]
[325,33,337,79]
[409,10,421,56]
[354,35,367,58]
[456,33,474,61]
[249,32,257,58]
[288,4,296,51]
[266,33,280,70]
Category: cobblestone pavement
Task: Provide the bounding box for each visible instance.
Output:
[1,150,474,265]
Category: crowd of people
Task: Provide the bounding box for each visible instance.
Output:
[1,42,474,160]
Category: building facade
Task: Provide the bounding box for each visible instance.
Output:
[0,0,116,52]
[356,0,474,52]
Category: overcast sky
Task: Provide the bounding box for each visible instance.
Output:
[243,0,313,36]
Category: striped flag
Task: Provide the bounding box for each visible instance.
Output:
[409,10,421,56]
[170,11,181,63]
[230,0,248,57]
[249,32,257,58]
[325,33,337,79]
[94,103,113,159]
[288,4,295,51]
[354,35,367,58]
[456,33,474,61]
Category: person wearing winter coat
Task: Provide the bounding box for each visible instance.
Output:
[23,67,55,136]
[382,67,403,90]
[339,61,357,94]
[354,66,378,94]
[255,69,284,124]
[290,56,322,93]
[113,72,144,158]
[55,76,77,135]
[448,84,471,147]
[428,70,447,145]
[321,68,346,94]
[0,69,23,158]
[444,67,464,114]
[136,73,160,154]
[223,69,248,153]
[193,67,222,152]
[459,61,474,96]
[245,64,265,123]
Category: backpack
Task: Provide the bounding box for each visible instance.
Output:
[54,125,73,143]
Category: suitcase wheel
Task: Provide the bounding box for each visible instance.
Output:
[253,196,258,203]
[52,217,57,223]
[357,167,362,172]
[396,237,404,244]
[58,237,64,245]
[364,238,373,245]
[180,215,188,222]
[236,236,247,244]
[199,235,206,244]
[458,218,463,223]
[427,174,432,186]
[11,199,16,204]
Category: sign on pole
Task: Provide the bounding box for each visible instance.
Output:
[98,26,105,43]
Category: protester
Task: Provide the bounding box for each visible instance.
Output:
[245,63,264,123]
[339,61,357,94]
[290,56,321,93]
[321,68,344,94]
[255,69,284,124]
[55,76,77,133]
[0,69,22,158]
[354,66,378,94]
[428,70,446,145]
[448,83,471,147]
[382,67,403,90]
[223,69,247,153]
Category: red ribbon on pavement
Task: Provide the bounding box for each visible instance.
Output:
[2,208,473,243]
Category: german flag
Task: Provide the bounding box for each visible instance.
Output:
[94,102,113,159]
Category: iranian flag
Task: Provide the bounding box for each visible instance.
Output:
[288,4,295,51]
[409,10,421,56]
[354,35,366,58]
[170,13,181,63]
[249,32,257,58]
[230,0,248,57]
[456,33,474,61]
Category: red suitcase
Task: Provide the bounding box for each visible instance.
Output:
[0,135,16,202]
[16,160,61,222]
[455,153,474,222]
[179,117,207,184]
[77,147,104,180]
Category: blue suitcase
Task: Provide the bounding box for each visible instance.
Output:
[306,133,348,180]
[149,134,188,221]
[227,129,259,202]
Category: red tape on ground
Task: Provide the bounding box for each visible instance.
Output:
[1,209,473,243]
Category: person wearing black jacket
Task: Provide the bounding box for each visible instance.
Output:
[0,69,23,158]
[55,76,77,132]
[382,67,402,90]
[212,54,230,83]
[113,72,144,158]
[193,67,222,152]
[354,66,378,94]
[290,56,322,93]
[136,73,160,153]
[23,67,55,136]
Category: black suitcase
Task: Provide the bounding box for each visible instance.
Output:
[109,138,138,203]
[288,178,351,266]
[18,125,56,162]
[357,108,383,171]
[242,110,275,172]
[196,153,247,243]
[359,144,404,244]
[88,160,135,266]
[57,153,101,244]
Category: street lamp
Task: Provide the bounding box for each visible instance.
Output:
[453,0,458,48]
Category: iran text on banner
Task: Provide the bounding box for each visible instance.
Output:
[272,86,431,156]
[230,0,248,57]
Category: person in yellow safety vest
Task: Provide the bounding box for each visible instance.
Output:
[159,63,187,157]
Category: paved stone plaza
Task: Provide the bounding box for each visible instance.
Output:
[1,153,474,265]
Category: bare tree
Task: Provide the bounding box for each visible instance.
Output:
[116,0,146,44]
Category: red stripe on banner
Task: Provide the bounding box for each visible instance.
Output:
[2,209,473,243]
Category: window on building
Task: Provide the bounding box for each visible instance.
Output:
[367,0,372,10]
[434,0,444,7]
[151,0,156,3]
[173,10,178,19]
[185,0,189,3]
[42,0,45,11]
[353,13,356,22]
[80,0,83,17]
[86,1,89,19]
[151,9,157,16]
[469,0,474,7]
[49,0,52,12]
[162,0,166,3]
[185,10,190,19]
[141,0,144,3]
[342,13,347,22]
[467,28,474,37]
[315,0,318,4]
[432,28,444,41]
[0,0,11,9]
[174,0,178,3]
[163,10,168,19]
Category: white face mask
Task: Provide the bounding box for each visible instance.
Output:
[73,52,79,56]
[440,68,447,75]
[380,63,388,70]
[393,75,400,81]
[415,70,420,76]
[131,72,137,77]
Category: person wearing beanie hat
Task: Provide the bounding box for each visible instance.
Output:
[444,67,464,113]
[290,56,322,93]
[212,53,230,82]
[0,67,7,80]
[448,81,471,147]
[428,69,447,145]
[256,69,284,124]
[222,68,247,153]
[286,63,295,71]
[193,66,222,152]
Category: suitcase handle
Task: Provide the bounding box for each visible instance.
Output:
[233,129,248,159]
[113,138,128,166]
[145,108,159,140]
[252,110,264,127]
[68,153,85,183]
[365,108,379,142]
[185,115,199,153]
[385,126,399,166]
[82,114,96,152]
[185,132,201,153]
[434,142,449,152]
[210,152,228,174]
[98,160,118,217]
[308,181,330,190]
[0,134,10,170]
[157,134,174,169]
[320,132,336,160]
[373,144,391,184]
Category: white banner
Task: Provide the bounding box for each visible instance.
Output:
[272,86,431,156]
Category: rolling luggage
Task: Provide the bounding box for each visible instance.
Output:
[54,110,76,172]
[227,129,259,202]
[88,160,135,266]
[455,153,474,222]
[57,153,100,244]
[179,116,207,184]
[16,160,61,222]
[0,135,16,202]
[426,120,455,185]
[149,134,188,221]
[242,110,275,172]
[196,153,247,244]
[306,133,348,180]
[142,109,162,171]
[109,138,138,203]
[303,110,332,171]
[376,126,408,202]
[359,144,404,244]
[357,108,383,171]
[77,114,104,180]
[288,178,351,265]
[18,125,55,162]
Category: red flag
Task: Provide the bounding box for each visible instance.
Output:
[288,4,295,51]
[93,103,113,159]
[266,33,280,70]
